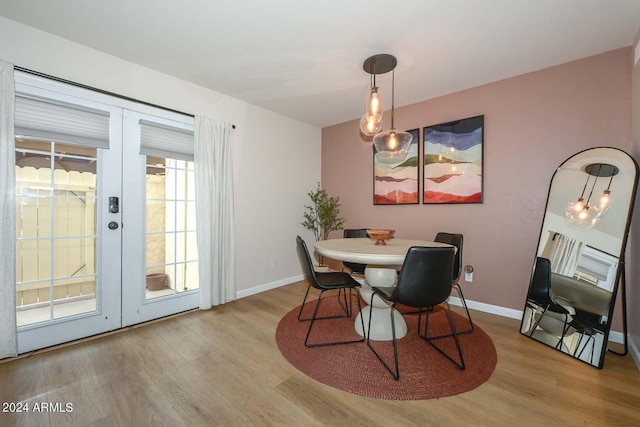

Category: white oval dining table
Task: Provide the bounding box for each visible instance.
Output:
[314,238,453,340]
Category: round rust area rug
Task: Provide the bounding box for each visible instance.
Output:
[276,295,497,400]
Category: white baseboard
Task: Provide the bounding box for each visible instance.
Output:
[237,279,525,320]
[235,274,303,299]
[629,337,640,371]
[607,330,625,345]
[238,279,631,353]
[448,296,524,320]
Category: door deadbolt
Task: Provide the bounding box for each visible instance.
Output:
[108,221,119,230]
[108,196,120,213]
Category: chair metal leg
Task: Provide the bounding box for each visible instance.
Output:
[297,284,312,321]
[419,302,465,370]
[336,287,350,315]
[426,288,474,340]
[555,315,572,350]
[298,286,354,322]
[584,334,596,365]
[416,307,432,336]
[304,289,364,348]
[453,283,474,334]
[527,304,550,336]
[404,284,474,331]
[527,304,571,350]
[366,296,467,379]
[365,293,400,380]
[574,327,596,364]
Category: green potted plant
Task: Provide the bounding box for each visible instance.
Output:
[301,182,346,268]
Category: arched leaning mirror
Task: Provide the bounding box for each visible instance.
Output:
[520,147,638,368]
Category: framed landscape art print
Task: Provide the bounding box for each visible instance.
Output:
[422,115,483,204]
[373,128,419,205]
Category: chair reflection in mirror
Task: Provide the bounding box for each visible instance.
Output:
[523,250,614,365]
[522,257,576,352]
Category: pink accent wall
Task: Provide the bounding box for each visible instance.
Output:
[322,48,632,315]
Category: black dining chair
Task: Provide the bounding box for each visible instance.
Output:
[295,236,365,347]
[342,228,369,276]
[366,246,464,380]
[434,232,473,334]
[525,257,574,349]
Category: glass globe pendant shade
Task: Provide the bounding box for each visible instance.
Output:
[359,113,383,135]
[564,163,616,228]
[359,86,383,135]
[366,86,382,116]
[565,202,606,228]
[598,189,612,210]
[373,129,412,164]
[567,197,585,213]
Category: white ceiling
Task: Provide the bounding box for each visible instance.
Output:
[2,0,640,128]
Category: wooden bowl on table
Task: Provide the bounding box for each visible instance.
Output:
[366,229,395,246]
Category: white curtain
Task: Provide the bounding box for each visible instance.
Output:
[548,232,583,276]
[0,60,17,358]
[194,116,235,309]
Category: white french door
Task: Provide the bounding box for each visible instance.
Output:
[15,83,124,353]
[121,110,199,327]
[14,76,199,353]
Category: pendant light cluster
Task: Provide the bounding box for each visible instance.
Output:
[360,54,412,164]
[565,163,618,228]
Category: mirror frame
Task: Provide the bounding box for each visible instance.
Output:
[520,147,638,368]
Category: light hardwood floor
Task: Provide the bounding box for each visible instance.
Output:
[1,281,639,426]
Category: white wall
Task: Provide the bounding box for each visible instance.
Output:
[0,16,319,295]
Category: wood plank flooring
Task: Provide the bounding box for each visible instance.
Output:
[1,281,639,426]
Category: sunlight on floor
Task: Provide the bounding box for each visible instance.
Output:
[17,287,176,326]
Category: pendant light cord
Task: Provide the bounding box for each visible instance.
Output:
[390,69,395,130]
[585,164,602,207]
[372,57,377,88]
[579,174,590,199]
[605,174,614,191]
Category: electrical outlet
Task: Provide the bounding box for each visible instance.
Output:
[464,265,474,282]
[270,258,277,269]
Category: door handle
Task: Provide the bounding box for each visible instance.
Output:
[108,221,119,230]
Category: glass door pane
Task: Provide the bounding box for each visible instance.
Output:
[15,140,98,326]
[145,157,199,300]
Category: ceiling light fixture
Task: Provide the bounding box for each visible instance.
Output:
[565,163,618,228]
[360,54,412,164]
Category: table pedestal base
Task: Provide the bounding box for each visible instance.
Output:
[355,305,408,341]
[355,266,407,341]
